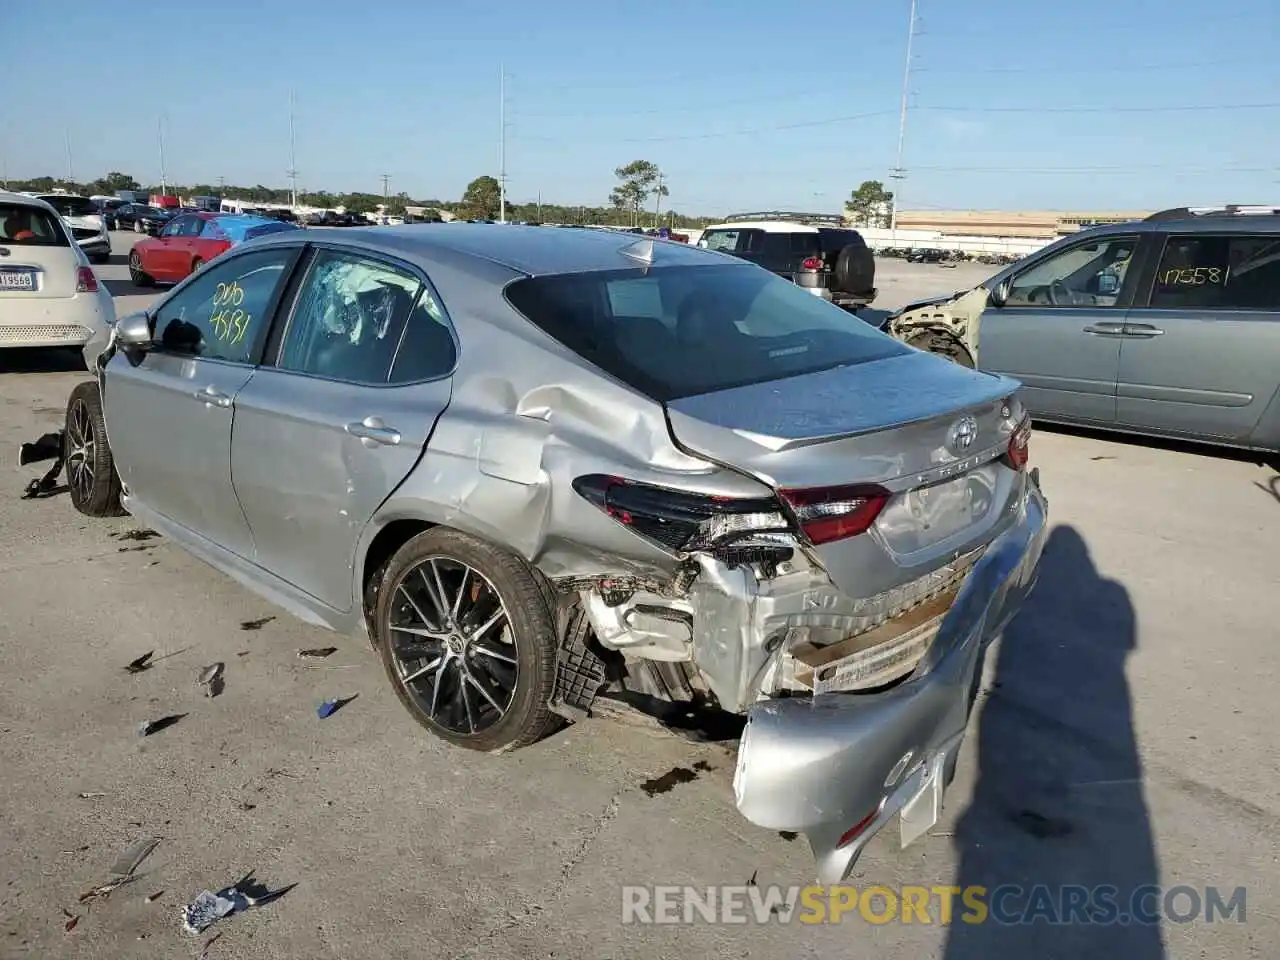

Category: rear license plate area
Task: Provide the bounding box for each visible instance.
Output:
[0,268,38,291]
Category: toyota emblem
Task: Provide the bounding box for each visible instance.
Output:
[948,415,979,453]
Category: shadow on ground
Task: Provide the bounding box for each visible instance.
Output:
[0,347,86,375]
[943,525,1164,958]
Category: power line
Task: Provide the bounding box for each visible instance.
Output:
[916,57,1240,75]
[513,109,897,145]
[919,101,1280,114]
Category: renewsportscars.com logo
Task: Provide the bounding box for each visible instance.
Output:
[621,884,1247,926]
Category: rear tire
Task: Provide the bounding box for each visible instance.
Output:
[374,528,559,753]
[65,381,125,518]
[907,332,975,368]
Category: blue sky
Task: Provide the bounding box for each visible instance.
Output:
[4,0,1277,214]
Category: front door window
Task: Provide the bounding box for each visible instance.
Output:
[1005,235,1138,308]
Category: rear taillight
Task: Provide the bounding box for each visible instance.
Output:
[800,256,825,271]
[1007,416,1031,471]
[572,474,794,562]
[76,266,98,293]
[778,484,890,545]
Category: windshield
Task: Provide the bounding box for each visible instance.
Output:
[38,195,97,218]
[0,203,69,246]
[505,263,908,402]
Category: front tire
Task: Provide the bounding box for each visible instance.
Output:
[907,332,975,368]
[134,220,144,234]
[374,528,558,752]
[129,250,153,287]
[65,381,125,518]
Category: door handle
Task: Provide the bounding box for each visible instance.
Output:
[1082,321,1128,337]
[1123,323,1165,337]
[193,386,232,408]
[346,417,401,447]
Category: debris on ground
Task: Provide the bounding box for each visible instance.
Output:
[62,908,79,932]
[145,890,164,903]
[78,876,135,904]
[124,651,155,674]
[297,647,338,659]
[199,932,223,958]
[137,714,187,738]
[113,529,160,542]
[239,617,274,631]
[110,837,160,878]
[181,873,295,935]
[78,792,106,800]
[316,695,357,719]
[198,663,225,698]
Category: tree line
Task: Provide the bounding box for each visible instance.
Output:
[4,165,891,228]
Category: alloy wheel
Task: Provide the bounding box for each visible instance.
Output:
[385,556,518,736]
[65,398,95,505]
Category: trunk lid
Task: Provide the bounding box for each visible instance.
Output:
[665,351,1024,597]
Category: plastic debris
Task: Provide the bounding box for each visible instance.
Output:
[181,872,295,936]
[125,651,155,674]
[297,647,338,659]
[62,908,79,932]
[110,837,160,878]
[316,695,357,719]
[78,791,106,799]
[146,890,165,903]
[198,663,225,698]
[137,714,187,737]
[200,932,223,958]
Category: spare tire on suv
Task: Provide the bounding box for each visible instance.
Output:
[832,241,875,298]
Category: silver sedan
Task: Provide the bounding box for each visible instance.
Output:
[60,223,1048,882]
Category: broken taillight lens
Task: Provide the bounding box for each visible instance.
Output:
[778,484,890,545]
[1007,416,1031,471]
[572,474,793,556]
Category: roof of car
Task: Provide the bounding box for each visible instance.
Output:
[254,222,731,276]
[1079,208,1280,237]
[0,190,60,213]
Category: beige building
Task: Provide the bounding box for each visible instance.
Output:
[893,209,1152,240]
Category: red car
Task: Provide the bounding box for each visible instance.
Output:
[128,212,299,286]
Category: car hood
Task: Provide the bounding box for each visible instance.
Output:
[889,287,983,318]
[62,214,104,229]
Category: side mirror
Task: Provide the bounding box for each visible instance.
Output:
[990,278,1011,308]
[116,312,154,348]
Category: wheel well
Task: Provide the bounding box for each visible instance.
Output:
[361,519,436,620]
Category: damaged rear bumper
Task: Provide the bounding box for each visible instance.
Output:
[732,469,1047,883]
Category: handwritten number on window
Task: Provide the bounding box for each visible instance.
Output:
[209,281,251,345]
[1158,267,1227,287]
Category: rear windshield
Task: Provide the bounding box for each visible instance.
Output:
[38,195,97,218]
[505,263,908,401]
[0,204,69,246]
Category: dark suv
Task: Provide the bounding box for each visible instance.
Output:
[698,212,876,311]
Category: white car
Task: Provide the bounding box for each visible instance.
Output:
[0,192,116,357]
[34,193,111,264]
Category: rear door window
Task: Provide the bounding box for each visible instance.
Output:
[37,195,97,218]
[1147,234,1280,311]
[506,263,908,401]
[277,250,420,383]
[0,204,68,246]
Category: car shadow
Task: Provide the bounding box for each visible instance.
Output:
[942,525,1165,958]
[0,347,87,375]
[102,277,153,298]
[1034,419,1271,468]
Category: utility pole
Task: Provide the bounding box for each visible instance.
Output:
[889,0,918,247]
[158,116,168,195]
[381,174,390,200]
[63,128,73,184]
[653,172,664,228]
[216,175,225,196]
[498,65,507,224]
[287,89,298,209]
[536,190,541,220]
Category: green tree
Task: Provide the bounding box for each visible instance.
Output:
[458,175,502,220]
[609,160,662,227]
[845,180,894,228]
